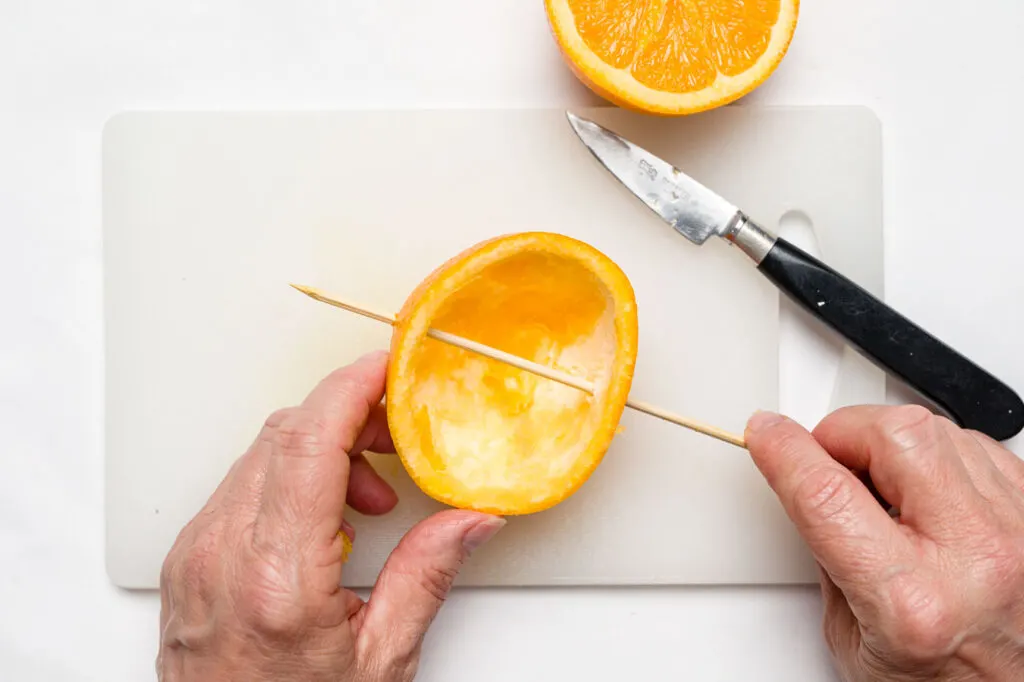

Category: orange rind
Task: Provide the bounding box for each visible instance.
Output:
[546,0,800,115]
[386,233,638,515]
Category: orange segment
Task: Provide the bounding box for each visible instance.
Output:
[568,0,656,69]
[547,0,799,115]
[386,233,638,515]
[631,1,717,93]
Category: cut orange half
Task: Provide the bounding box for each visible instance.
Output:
[546,0,800,115]
[386,233,638,515]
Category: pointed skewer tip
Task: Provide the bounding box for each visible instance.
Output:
[290,283,318,297]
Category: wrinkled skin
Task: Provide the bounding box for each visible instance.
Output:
[159,348,1024,682]
[157,352,504,682]
[746,407,1024,681]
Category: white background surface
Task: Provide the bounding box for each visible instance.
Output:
[3,2,1023,680]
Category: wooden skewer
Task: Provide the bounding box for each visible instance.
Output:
[291,284,747,449]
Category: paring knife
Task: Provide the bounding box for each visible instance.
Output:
[566,111,1024,442]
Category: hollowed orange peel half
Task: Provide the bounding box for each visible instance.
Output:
[386,232,638,515]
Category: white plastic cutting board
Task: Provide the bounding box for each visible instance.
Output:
[104,107,883,589]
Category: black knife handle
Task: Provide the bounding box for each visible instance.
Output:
[756,236,1024,441]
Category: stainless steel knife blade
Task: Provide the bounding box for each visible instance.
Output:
[566,111,779,262]
[566,111,742,247]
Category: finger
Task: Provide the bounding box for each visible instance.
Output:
[351,403,396,455]
[347,454,399,515]
[357,511,505,670]
[300,351,390,451]
[967,430,1024,493]
[812,405,980,537]
[745,412,912,595]
[223,396,394,516]
[256,351,389,549]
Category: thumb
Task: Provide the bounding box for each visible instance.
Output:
[358,510,504,666]
[745,411,910,596]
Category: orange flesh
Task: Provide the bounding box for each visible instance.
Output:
[403,252,615,512]
[567,0,781,93]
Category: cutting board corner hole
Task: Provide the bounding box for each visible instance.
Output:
[777,209,844,427]
[777,209,818,255]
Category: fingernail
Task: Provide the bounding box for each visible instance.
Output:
[747,410,785,434]
[462,517,506,554]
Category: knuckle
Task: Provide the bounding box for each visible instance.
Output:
[875,405,937,455]
[792,466,858,529]
[933,415,961,436]
[887,576,960,660]
[268,409,328,458]
[163,521,222,591]
[239,596,307,640]
[262,407,292,429]
[417,563,460,604]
